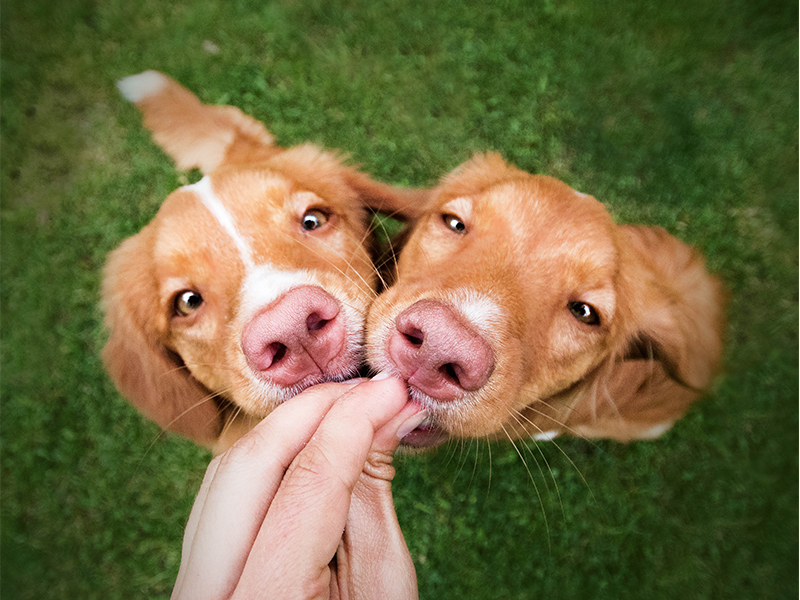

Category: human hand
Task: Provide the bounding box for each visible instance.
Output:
[171,375,426,600]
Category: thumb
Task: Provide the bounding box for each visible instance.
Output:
[364,400,428,482]
[335,397,425,600]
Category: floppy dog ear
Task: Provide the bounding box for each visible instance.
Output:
[101,230,223,446]
[619,226,726,388]
[343,169,432,221]
[569,226,726,440]
[348,152,532,221]
[117,70,279,173]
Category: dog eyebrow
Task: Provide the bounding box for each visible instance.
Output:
[185,176,255,271]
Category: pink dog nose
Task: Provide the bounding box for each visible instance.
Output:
[241,286,346,387]
[388,299,494,401]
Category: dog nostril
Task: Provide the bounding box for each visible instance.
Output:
[306,312,330,332]
[268,342,287,365]
[440,363,460,385]
[402,327,424,348]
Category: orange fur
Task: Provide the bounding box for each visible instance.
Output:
[367,153,725,446]
[103,72,421,452]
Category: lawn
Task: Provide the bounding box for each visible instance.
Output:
[1,0,797,598]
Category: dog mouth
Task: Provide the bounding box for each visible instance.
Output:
[398,411,449,449]
[246,365,362,413]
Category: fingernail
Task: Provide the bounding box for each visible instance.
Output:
[371,371,392,381]
[396,410,428,439]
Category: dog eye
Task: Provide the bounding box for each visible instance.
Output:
[442,213,467,234]
[175,290,203,316]
[302,209,329,231]
[568,301,600,326]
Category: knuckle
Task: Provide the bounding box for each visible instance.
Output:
[362,450,396,482]
[217,423,271,470]
[284,440,352,495]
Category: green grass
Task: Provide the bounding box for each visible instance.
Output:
[1,0,796,598]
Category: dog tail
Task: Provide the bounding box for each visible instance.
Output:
[118,70,277,173]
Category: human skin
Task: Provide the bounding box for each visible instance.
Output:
[171,375,425,600]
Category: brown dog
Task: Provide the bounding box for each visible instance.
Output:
[367,153,725,448]
[102,71,421,452]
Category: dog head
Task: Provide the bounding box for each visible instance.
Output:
[367,153,725,447]
[102,72,418,450]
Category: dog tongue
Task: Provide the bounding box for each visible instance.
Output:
[400,424,448,448]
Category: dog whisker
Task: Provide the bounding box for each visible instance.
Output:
[161,362,237,377]
[355,219,391,292]
[521,403,600,449]
[219,402,246,447]
[485,435,493,501]
[507,412,552,494]
[130,390,227,480]
[500,424,550,553]
[368,213,402,290]
[452,421,471,484]
[467,437,480,490]
[273,227,378,301]
[508,410,566,519]
[512,408,597,502]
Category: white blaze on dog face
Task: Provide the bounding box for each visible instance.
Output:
[187,176,255,270]
[149,166,375,418]
[367,156,626,442]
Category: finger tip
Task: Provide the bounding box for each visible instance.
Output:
[365,372,408,398]
[371,402,427,454]
[395,408,429,440]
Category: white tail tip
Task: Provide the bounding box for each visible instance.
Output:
[117,70,168,103]
[638,422,674,439]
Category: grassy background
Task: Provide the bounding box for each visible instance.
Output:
[1,0,797,598]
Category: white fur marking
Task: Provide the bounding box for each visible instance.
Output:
[446,289,504,336]
[117,71,168,103]
[532,430,560,441]
[187,177,255,270]
[638,422,673,439]
[240,266,321,322]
